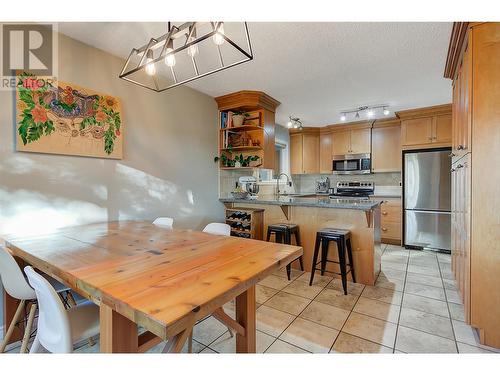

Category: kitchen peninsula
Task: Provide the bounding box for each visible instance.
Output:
[220,195,382,285]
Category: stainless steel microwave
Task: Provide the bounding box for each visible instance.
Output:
[332,153,371,174]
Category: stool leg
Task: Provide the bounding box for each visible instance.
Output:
[294,231,304,271]
[309,236,321,286]
[337,238,348,295]
[320,239,329,276]
[284,230,292,280]
[346,238,356,283]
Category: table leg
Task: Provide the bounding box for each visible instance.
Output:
[235,285,256,353]
[99,304,138,353]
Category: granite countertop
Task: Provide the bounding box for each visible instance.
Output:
[219,195,382,210]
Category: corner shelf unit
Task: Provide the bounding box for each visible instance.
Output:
[215,91,280,171]
[225,207,264,240]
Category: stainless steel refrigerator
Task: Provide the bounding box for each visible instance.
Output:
[404,149,451,251]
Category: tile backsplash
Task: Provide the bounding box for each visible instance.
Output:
[292,172,401,192]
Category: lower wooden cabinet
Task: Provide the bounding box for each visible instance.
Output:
[378,197,402,245]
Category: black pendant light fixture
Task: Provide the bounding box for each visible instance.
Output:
[119,22,253,92]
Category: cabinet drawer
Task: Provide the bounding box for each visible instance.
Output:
[380,221,401,239]
[380,204,401,223]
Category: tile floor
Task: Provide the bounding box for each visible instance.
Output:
[4,244,499,354]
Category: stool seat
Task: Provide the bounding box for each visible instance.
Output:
[310,228,355,295]
[266,223,304,280]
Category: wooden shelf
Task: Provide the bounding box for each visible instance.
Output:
[219,166,261,170]
[224,207,264,240]
[220,125,264,132]
[221,146,262,152]
[230,228,252,235]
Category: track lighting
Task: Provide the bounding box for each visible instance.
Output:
[287,116,303,130]
[339,104,390,122]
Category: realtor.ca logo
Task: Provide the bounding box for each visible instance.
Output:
[1,23,58,90]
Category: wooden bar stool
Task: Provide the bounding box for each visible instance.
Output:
[309,228,355,294]
[266,223,304,280]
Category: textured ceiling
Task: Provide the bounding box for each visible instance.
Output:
[58,22,453,127]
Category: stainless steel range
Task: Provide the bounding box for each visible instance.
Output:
[329,181,374,200]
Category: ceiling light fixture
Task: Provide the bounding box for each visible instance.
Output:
[339,104,390,122]
[287,116,303,130]
[120,22,253,92]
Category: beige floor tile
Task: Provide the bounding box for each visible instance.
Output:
[402,293,449,318]
[361,285,403,306]
[441,269,454,281]
[200,347,217,353]
[405,282,446,301]
[408,257,439,269]
[143,338,205,354]
[407,264,441,277]
[256,305,296,337]
[256,285,280,304]
[381,261,407,271]
[395,326,457,353]
[448,302,465,322]
[258,275,292,290]
[457,342,499,353]
[280,317,339,353]
[327,278,365,296]
[342,312,397,347]
[265,339,309,353]
[445,289,462,304]
[315,287,359,311]
[193,316,230,346]
[299,301,350,330]
[210,330,275,353]
[381,253,408,264]
[331,332,393,353]
[375,275,405,292]
[406,272,443,288]
[399,307,454,339]
[437,253,451,263]
[384,245,409,257]
[377,268,406,281]
[452,319,480,346]
[353,297,401,323]
[264,291,311,316]
[296,272,332,287]
[272,267,303,280]
[442,278,458,291]
[282,280,324,299]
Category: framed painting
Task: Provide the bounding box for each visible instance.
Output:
[16,72,123,159]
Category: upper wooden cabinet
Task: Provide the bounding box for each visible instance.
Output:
[331,126,371,155]
[290,131,319,174]
[372,118,401,173]
[319,131,333,173]
[397,104,452,150]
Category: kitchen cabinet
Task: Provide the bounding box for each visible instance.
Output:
[371,119,401,172]
[319,132,332,173]
[445,22,500,348]
[398,105,452,149]
[332,127,371,155]
[290,132,319,174]
[378,198,402,245]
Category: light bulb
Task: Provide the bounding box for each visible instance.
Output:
[144,49,156,76]
[213,24,225,46]
[340,114,346,122]
[293,124,298,129]
[165,49,176,67]
[287,121,293,128]
[367,110,374,118]
[383,108,390,116]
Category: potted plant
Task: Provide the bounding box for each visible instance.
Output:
[232,111,250,127]
[214,146,236,167]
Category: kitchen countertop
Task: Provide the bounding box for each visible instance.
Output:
[219,195,382,210]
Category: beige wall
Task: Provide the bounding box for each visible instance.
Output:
[0,31,223,237]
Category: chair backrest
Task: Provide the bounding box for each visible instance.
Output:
[152,217,174,228]
[0,246,36,300]
[24,266,72,353]
[203,223,231,236]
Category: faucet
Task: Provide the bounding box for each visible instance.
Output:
[276,173,292,198]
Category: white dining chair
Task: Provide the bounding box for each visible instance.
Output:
[24,266,100,353]
[203,223,231,236]
[0,246,75,353]
[153,217,174,228]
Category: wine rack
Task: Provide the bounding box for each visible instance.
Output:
[225,207,264,240]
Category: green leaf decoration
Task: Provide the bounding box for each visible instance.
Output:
[44,120,55,135]
[104,127,116,154]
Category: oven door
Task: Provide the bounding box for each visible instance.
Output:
[332,158,360,174]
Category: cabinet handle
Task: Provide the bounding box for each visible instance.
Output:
[428,137,432,140]
[457,145,464,150]
[382,211,388,215]
[456,164,464,169]
[433,136,437,140]
[382,227,388,231]
[449,152,456,157]
[451,168,455,172]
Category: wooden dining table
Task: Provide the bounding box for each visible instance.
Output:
[3,221,302,353]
